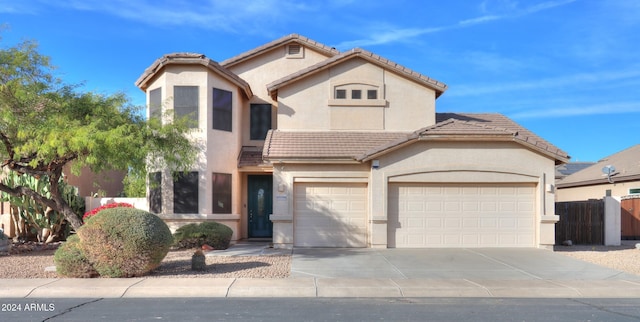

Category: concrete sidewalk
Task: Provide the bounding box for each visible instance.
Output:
[2,277,640,298]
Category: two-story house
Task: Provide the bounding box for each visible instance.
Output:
[136,34,569,249]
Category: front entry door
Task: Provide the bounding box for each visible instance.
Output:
[248,175,273,238]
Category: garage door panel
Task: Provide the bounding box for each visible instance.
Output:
[389,183,536,248]
[294,183,367,247]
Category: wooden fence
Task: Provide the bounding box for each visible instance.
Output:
[621,197,640,240]
[555,199,604,245]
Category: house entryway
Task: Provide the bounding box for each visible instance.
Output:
[248,175,273,238]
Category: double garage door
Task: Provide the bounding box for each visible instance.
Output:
[388,183,536,248]
[293,182,536,248]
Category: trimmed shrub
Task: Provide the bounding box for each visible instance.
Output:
[173,221,233,250]
[78,208,173,277]
[83,202,134,223]
[54,234,99,278]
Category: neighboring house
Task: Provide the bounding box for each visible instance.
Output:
[557,144,640,202]
[135,34,569,249]
[555,162,595,181]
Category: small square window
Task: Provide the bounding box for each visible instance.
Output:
[367,90,377,99]
[335,89,346,99]
[352,90,362,99]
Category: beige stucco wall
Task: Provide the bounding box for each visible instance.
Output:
[276,58,437,132]
[270,163,370,248]
[556,181,640,201]
[270,140,559,249]
[144,64,247,241]
[372,140,558,248]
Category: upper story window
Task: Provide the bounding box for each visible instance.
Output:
[330,83,386,106]
[286,44,304,59]
[250,104,272,140]
[174,86,199,128]
[629,188,640,195]
[149,87,162,121]
[212,88,232,132]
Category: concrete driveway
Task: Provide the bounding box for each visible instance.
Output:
[291,248,640,280]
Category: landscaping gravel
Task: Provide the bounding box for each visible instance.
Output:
[0,242,291,279]
[0,241,638,279]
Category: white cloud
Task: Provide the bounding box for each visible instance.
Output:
[510,102,640,119]
[448,69,640,97]
[334,0,577,49]
[2,0,313,34]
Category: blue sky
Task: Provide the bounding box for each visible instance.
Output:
[1,0,638,162]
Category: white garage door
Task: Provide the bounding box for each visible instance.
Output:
[388,183,535,248]
[294,183,367,247]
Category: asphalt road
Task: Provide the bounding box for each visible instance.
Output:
[2,298,640,322]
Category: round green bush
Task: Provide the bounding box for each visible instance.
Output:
[173,221,233,250]
[78,208,173,277]
[54,234,99,278]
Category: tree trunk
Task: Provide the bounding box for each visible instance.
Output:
[49,171,83,230]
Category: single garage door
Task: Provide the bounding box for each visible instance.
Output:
[388,183,535,248]
[294,183,367,247]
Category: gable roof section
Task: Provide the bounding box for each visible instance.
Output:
[263,130,409,161]
[357,113,570,164]
[220,34,340,68]
[266,48,448,100]
[135,53,253,98]
[557,144,640,188]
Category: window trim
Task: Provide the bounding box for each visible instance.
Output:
[328,82,386,106]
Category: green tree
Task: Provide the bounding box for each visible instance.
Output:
[0,38,197,230]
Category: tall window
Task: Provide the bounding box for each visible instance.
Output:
[212,88,232,132]
[174,86,199,128]
[148,172,162,214]
[250,104,272,140]
[149,88,162,121]
[173,171,199,214]
[212,173,232,214]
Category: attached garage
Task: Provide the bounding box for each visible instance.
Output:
[388,183,536,248]
[294,183,368,247]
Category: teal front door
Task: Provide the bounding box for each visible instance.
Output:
[248,175,273,238]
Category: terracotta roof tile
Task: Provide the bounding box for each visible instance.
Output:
[557,144,640,187]
[238,147,269,167]
[263,131,409,160]
[221,34,339,68]
[267,48,448,99]
[357,113,569,163]
[135,53,253,98]
[435,113,569,162]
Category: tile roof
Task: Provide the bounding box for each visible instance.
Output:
[555,162,595,180]
[266,48,448,99]
[357,113,569,163]
[238,147,269,167]
[263,113,569,164]
[557,144,640,188]
[135,53,253,98]
[220,34,340,68]
[263,131,410,161]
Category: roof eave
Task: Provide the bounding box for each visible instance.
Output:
[267,49,447,99]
